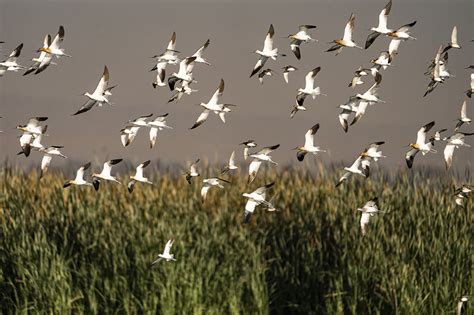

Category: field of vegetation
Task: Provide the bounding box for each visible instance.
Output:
[0,164,471,314]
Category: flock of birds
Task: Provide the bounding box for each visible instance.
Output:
[0,2,472,306]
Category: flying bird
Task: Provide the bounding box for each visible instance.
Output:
[40,146,68,178]
[455,100,471,131]
[221,151,238,175]
[151,32,180,65]
[357,197,383,236]
[91,159,123,191]
[327,13,362,55]
[456,295,469,315]
[297,66,324,100]
[282,65,297,83]
[336,154,370,187]
[0,43,24,76]
[242,182,274,224]
[405,121,436,168]
[248,144,280,184]
[148,113,172,149]
[454,185,472,207]
[63,162,92,188]
[37,25,71,58]
[288,25,317,60]
[192,39,211,65]
[168,56,196,90]
[442,26,461,53]
[151,239,176,265]
[73,66,113,115]
[361,141,386,161]
[293,123,326,161]
[258,69,275,84]
[443,132,474,170]
[201,177,230,203]
[240,140,257,160]
[250,24,285,77]
[24,34,54,75]
[387,21,417,40]
[365,0,393,49]
[184,159,200,184]
[128,160,153,193]
[120,114,153,147]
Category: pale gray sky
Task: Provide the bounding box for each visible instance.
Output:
[0,0,472,173]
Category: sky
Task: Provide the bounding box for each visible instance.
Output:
[0,0,473,175]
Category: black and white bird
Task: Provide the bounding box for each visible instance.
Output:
[357,197,384,236]
[37,25,71,58]
[221,151,238,175]
[248,144,280,184]
[201,177,230,203]
[442,26,461,53]
[365,0,393,49]
[240,140,257,160]
[128,160,153,193]
[0,43,24,76]
[443,132,473,170]
[184,159,200,184]
[74,66,114,115]
[282,65,298,83]
[151,239,176,265]
[148,113,173,149]
[24,34,54,75]
[288,25,317,60]
[455,100,471,131]
[91,159,123,191]
[327,13,362,55]
[40,146,68,178]
[405,121,436,169]
[336,154,370,187]
[258,69,275,84]
[250,24,285,77]
[192,39,211,65]
[63,162,92,188]
[242,183,274,224]
[293,123,326,161]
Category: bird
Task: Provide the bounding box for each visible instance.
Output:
[190,79,235,129]
[258,69,275,84]
[128,160,153,193]
[120,114,153,147]
[151,239,176,265]
[184,159,200,184]
[39,146,68,178]
[16,117,48,157]
[424,46,445,97]
[148,113,173,149]
[455,100,471,131]
[240,140,257,160]
[349,100,370,126]
[387,21,417,40]
[371,51,391,70]
[348,66,372,88]
[456,295,469,315]
[242,183,274,224]
[16,116,48,135]
[201,177,230,204]
[221,151,238,175]
[365,0,393,49]
[290,96,309,119]
[357,197,383,236]
[248,144,280,184]
[250,24,285,77]
[442,26,461,53]
[356,72,384,103]
[297,66,324,100]
[167,80,198,103]
[37,25,71,58]
[91,159,123,191]
[63,162,93,188]
[361,141,386,161]
[327,13,362,55]
[288,25,317,60]
[151,61,167,89]
[73,66,113,115]
[388,38,402,58]
[0,43,24,76]
[443,132,474,170]
[17,133,45,156]
[405,121,436,169]
[466,73,473,98]
[336,154,370,187]
[168,56,196,90]
[23,34,54,76]
[293,123,326,161]
[282,65,297,83]
[192,39,211,65]
[151,32,180,65]
[454,185,472,207]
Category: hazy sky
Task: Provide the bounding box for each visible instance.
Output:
[0,0,473,173]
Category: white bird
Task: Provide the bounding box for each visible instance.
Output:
[221,151,238,175]
[466,73,473,98]
[327,13,362,55]
[365,0,393,49]
[168,56,196,90]
[297,66,323,100]
[17,133,45,156]
[192,39,211,65]
[242,182,274,224]
[39,146,68,178]
[151,239,176,265]
[349,100,370,126]
[424,46,445,97]
[240,140,257,160]
[63,162,92,188]
[128,160,153,193]
[455,100,471,131]
[356,72,384,103]
[167,80,198,103]
[0,43,24,76]
[290,95,309,119]
[443,132,474,170]
[248,144,280,184]
[336,154,370,187]
[371,51,391,70]
[148,113,173,149]
[288,25,317,60]
[388,38,402,57]
[357,197,383,236]
[442,26,461,53]
[24,34,54,76]
[282,65,297,83]
[120,114,153,147]
[250,24,285,77]
[91,159,123,191]
[387,21,417,40]
[152,32,179,65]
[37,26,71,58]
[201,177,230,204]
[361,141,386,161]
[348,66,371,88]
[151,61,167,89]
[190,79,235,129]
[258,68,275,84]
[405,121,436,169]
[293,123,326,161]
[73,66,112,115]
[184,159,200,184]
[454,185,472,207]
[16,116,48,135]
[456,295,469,315]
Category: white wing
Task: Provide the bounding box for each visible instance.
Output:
[190,159,200,174]
[343,13,355,42]
[209,79,224,105]
[248,159,262,183]
[167,32,176,51]
[388,39,401,56]
[92,66,109,96]
[149,127,158,148]
[163,239,173,255]
[416,121,435,146]
[201,184,211,202]
[49,26,64,50]
[451,26,458,46]
[41,154,52,173]
[228,151,236,167]
[218,112,226,123]
[193,39,209,58]
[245,199,258,213]
[190,109,210,129]
[444,143,456,170]
[263,24,274,52]
[378,0,391,30]
[75,162,90,182]
[460,101,467,119]
[304,124,319,148]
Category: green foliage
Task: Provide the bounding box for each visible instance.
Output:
[0,166,472,314]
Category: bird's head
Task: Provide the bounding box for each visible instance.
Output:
[37,47,50,53]
[409,143,419,149]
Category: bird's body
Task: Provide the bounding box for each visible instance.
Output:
[282,65,297,83]
[37,26,71,58]
[128,160,152,193]
[242,183,274,224]
[201,177,230,203]
[365,0,393,49]
[288,25,317,60]
[185,159,200,184]
[455,100,471,131]
[250,24,285,77]
[148,113,172,149]
[294,123,326,161]
[74,66,113,115]
[240,140,257,160]
[221,151,238,174]
[0,43,24,76]
[248,144,280,183]
[151,239,176,265]
[63,162,92,187]
[91,159,123,190]
[405,121,436,168]
[357,197,383,236]
[327,13,362,55]
[40,146,68,178]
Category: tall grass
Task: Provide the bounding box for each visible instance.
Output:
[0,164,472,314]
